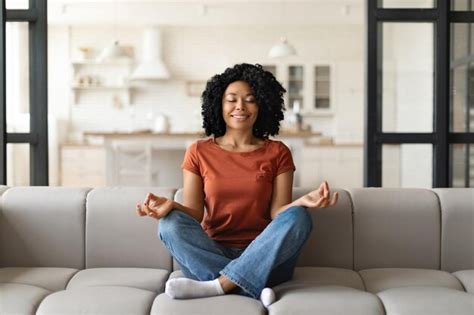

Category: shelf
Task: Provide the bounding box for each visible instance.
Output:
[71,85,131,90]
[71,59,134,66]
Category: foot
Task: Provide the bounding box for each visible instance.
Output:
[260,287,276,307]
[165,278,225,299]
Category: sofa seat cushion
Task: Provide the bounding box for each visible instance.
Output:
[0,283,51,315]
[170,267,365,290]
[150,294,266,315]
[279,267,365,290]
[0,267,78,291]
[36,286,156,315]
[269,285,384,315]
[359,268,465,293]
[453,270,474,293]
[66,268,169,293]
[377,286,474,315]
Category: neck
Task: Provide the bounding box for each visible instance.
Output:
[220,129,259,147]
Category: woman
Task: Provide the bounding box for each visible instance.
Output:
[136,63,338,307]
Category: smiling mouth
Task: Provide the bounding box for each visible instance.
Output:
[231,115,250,120]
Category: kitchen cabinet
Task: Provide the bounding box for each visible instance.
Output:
[263,63,333,116]
[60,145,106,187]
[70,59,134,107]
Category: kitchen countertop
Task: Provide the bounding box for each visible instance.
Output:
[83,129,322,138]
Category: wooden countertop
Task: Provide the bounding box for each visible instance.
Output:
[83,129,322,138]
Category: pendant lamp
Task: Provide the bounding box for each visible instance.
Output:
[97,0,128,62]
[268,37,297,58]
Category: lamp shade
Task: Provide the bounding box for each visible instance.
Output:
[268,38,297,58]
[97,41,128,62]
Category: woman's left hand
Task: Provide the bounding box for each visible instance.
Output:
[298,180,338,208]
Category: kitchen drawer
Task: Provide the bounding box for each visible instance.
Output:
[60,145,106,187]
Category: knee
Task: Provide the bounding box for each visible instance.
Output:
[282,206,313,239]
[158,209,184,241]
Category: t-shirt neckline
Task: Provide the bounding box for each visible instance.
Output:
[210,137,269,155]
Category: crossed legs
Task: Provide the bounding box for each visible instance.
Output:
[158,206,313,304]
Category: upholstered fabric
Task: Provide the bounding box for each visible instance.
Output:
[66,268,169,293]
[0,283,50,315]
[274,267,365,291]
[0,187,90,269]
[36,287,157,315]
[377,286,474,315]
[433,188,474,272]
[0,185,9,195]
[151,294,266,315]
[85,187,175,269]
[170,267,365,291]
[0,267,78,291]
[453,270,474,293]
[293,188,354,269]
[169,270,185,279]
[359,268,465,294]
[1,186,473,315]
[349,188,441,270]
[269,286,384,315]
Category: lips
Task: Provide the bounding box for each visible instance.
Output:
[231,114,250,121]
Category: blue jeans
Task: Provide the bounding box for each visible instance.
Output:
[158,205,313,299]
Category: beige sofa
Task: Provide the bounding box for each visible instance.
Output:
[0,186,473,315]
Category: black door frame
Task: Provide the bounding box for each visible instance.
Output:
[366,0,474,187]
[0,0,48,185]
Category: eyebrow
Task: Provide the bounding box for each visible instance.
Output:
[225,93,254,97]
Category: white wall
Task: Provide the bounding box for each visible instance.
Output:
[48,24,364,142]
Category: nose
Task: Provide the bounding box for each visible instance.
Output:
[235,98,246,111]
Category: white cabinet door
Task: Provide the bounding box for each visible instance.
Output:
[60,145,106,187]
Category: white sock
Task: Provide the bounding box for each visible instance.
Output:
[165,278,225,299]
[260,287,276,307]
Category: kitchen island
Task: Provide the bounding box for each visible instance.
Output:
[83,130,322,187]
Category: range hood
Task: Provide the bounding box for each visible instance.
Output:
[131,27,170,80]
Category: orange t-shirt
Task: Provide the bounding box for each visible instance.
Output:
[181,138,295,248]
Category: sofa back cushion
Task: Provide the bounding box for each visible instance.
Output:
[350,188,441,271]
[434,188,474,272]
[173,187,354,270]
[0,187,89,269]
[85,187,173,270]
[294,188,354,269]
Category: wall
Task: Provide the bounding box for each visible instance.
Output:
[48,24,364,144]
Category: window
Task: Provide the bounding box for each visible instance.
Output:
[1,0,48,185]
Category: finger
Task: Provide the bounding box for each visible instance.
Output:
[318,182,325,197]
[141,203,153,216]
[321,198,329,208]
[136,203,146,216]
[144,192,153,206]
[314,196,327,208]
[148,210,159,219]
[330,192,339,206]
[324,181,330,198]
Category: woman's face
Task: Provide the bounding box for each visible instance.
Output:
[221,80,259,132]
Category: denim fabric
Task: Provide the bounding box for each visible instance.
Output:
[158,205,313,299]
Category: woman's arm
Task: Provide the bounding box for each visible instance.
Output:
[269,171,298,219]
[175,169,205,222]
[135,170,205,222]
[269,172,338,219]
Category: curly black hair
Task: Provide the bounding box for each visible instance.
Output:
[201,63,286,139]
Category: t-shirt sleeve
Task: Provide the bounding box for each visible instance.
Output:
[181,141,201,176]
[276,142,296,176]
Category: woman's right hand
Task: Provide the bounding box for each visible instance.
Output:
[136,192,174,220]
